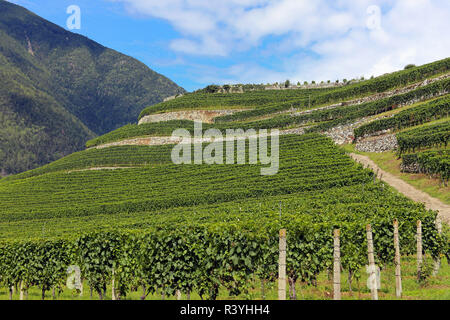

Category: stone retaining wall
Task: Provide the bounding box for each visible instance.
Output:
[138,109,241,125]
[355,134,398,152]
[324,118,370,145]
[93,127,309,149]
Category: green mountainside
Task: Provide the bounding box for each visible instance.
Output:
[0,0,184,175]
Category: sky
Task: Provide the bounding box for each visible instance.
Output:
[6,0,450,92]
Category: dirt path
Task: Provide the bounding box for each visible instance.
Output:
[350,153,450,223]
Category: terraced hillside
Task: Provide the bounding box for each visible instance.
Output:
[0,58,449,300]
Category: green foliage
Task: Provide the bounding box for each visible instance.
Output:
[0,217,446,300]
[3,145,177,182]
[204,85,221,93]
[354,96,450,139]
[96,78,450,150]
[0,240,71,299]
[213,57,450,123]
[139,87,331,119]
[306,78,450,133]
[0,135,375,221]
[401,150,449,181]
[396,121,450,154]
[75,232,124,299]
[2,132,448,299]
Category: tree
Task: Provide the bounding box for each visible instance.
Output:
[284,80,290,88]
[204,85,220,93]
[404,64,416,70]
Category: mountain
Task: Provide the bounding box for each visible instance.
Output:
[0,0,185,175]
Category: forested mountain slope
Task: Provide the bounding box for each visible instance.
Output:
[0,0,184,175]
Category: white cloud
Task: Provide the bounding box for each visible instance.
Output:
[110,0,450,85]
[170,37,227,56]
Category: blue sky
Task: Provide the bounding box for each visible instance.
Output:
[7,0,450,92]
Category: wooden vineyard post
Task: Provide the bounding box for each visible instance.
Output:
[366,224,378,300]
[393,219,402,298]
[20,281,24,300]
[333,229,341,300]
[112,268,116,300]
[417,220,423,282]
[278,229,287,300]
[433,217,442,276]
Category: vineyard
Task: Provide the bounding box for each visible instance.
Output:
[1,134,449,299]
[396,121,450,154]
[0,218,448,300]
[139,58,450,122]
[139,87,332,117]
[306,78,450,133]
[1,57,450,301]
[354,96,450,139]
[401,150,449,182]
[86,77,450,148]
[2,145,178,182]
[0,135,374,223]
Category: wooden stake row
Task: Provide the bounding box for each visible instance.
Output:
[12,218,442,301]
[366,224,378,300]
[278,218,441,300]
[393,219,402,298]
